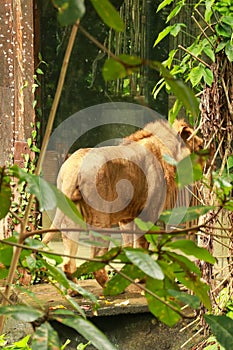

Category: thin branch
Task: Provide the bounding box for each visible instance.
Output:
[195,8,215,33]
[178,45,211,69]
[9,209,23,224]
[179,316,200,333]
[191,15,214,47]
[107,263,195,319]
[221,77,233,122]
[0,239,123,264]
[0,289,14,305]
[181,327,204,349]
[79,25,117,60]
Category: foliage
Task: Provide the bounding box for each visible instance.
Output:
[1,155,230,343]
[153,0,233,121]
[203,290,233,349]
[1,0,233,349]
[205,315,233,350]
[0,333,88,349]
[0,334,31,349]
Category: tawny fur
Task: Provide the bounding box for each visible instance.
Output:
[43,119,203,288]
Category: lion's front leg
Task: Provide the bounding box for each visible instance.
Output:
[91,234,110,288]
[62,232,79,282]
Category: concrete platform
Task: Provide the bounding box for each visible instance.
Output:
[17,281,196,350]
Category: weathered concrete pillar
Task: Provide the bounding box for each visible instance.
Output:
[0,0,35,166]
[0,0,36,237]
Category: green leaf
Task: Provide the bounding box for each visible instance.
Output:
[164,255,205,310]
[216,40,227,53]
[134,218,160,232]
[73,260,105,278]
[103,55,141,81]
[203,46,215,62]
[103,58,126,81]
[176,153,205,188]
[53,184,84,226]
[11,335,31,349]
[11,165,84,227]
[224,200,233,211]
[170,23,186,37]
[168,99,183,124]
[54,0,86,26]
[165,252,201,276]
[73,247,121,279]
[0,168,11,219]
[0,239,13,266]
[203,67,214,86]
[157,0,174,12]
[227,155,233,169]
[42,260,70,289]
[0,304,44,322]
[52,315,117,350]
[145,277,181,326]
[104,264,145,296]
[154,26,173,47]
[215,23,232,38]
[159,205,214,227]
[31,322,60,350]
[161,67,199,117]
[204,315,233,350]
[90,0,124,32]
[11,165,56,211]
[225,41,233,62]
[0,266,8,279]
[69,280,98,304]
[168,289,200,309]
[167,239,216,264]
[222,15,233,26]
[175,271,211,310]
[166,3,183,22]
[205,0,214,22]
[36,68,44,75]
[25,255,37,269]
[124,248,164,280]
[41,251,63,265]
[189,65,205,87]
[163,153,178,166]
[64,295,87,318]
[147,60,199,117]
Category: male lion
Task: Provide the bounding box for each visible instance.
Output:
[43,118,203,287]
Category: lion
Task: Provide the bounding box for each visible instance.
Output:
[42,118,203,287]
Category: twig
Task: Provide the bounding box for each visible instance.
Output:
[9,209,23,224]
[108,263,195,319]
[179,316,200,333]
[221,77,233,122]
[195,8,215,33]
[79,25,117,61]
[178,45,211,69]
[191,15,214,47]
[181,327,204,349]
[0,239,123,264]
[0,289,13,305]
[23,224,201,239]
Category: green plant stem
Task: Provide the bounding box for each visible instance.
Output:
[107,263,195,319]
[0,20,80,335]
[36,21,80,174]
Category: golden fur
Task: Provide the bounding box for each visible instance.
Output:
[43,119,203,287]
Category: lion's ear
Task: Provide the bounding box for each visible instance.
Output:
[179,125,193,142]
